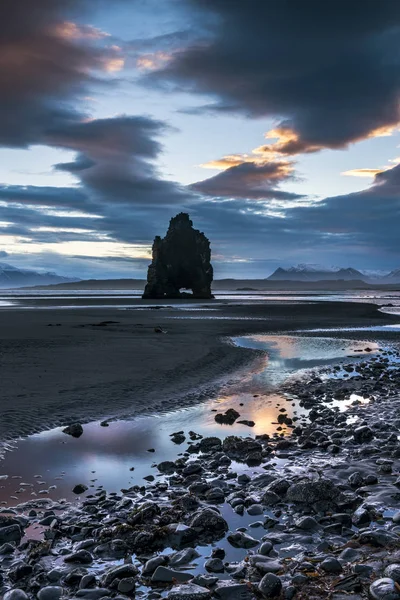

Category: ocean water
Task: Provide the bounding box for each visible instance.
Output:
[0,288,399,312]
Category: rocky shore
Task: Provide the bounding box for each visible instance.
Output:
[2,345,400,599]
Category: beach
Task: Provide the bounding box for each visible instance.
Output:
[0,299,398,441]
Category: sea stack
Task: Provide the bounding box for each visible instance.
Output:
[143,213,213,299]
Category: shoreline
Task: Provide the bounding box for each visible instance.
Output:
[0,312,400,599]
[0,300,399,442]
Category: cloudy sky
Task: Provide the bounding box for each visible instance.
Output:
[1,0,400,279]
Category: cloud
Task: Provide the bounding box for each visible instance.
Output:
[149,0,400,154]
[191,160,303,201]
[0,0,125,148]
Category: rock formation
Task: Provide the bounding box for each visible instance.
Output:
[143,213,213,299]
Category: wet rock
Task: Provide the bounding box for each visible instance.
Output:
[143,213,213,300]
[72,484,88,495]
[384,564,400,583]
[295,516,320,530]
[213,581,253,599]
[143,556,168,575]
[63,423,83,438]
[117,577,135,594]
[353,426,374,444]
[199,437,222,452]
[320,557,343,574]
[227,531,259,548]
[79,574,97,589]
[37,587,64,600]
[0,524,21,544]
[204,558,224,573]
[222,436,262,459]
[167,583,211,599]
[358,529,399,547]
[152,566,193,583]
[190,508,228,534]
[171,433,186,444]
[157,461,176,474]
[64,550,93,564]
[247,504,263,516]
[102,564,138,587]
[286,478,339,506]
[369,578,400,600]
[75,589,110,599]
[258,573,282,598]
[170,547,200,567]
[4,591,28,600]
[9,561,33,581]
[215,409,240,425]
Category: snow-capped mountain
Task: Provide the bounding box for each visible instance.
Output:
[382,268,400,283]
[0,262,78,288]
[267,264,365,281]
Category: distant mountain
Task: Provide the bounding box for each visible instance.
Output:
[0,262,78,288]
[383,268,400,283]
[268,264,366,281]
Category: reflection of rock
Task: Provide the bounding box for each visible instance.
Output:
[143,213,213,299]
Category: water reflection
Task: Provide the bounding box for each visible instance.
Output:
[0,335,382,506]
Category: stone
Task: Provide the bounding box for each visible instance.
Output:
[63,423,83,438]
[258,573,282,598]
[152,566,193,583]
[0,542,15,554]
[320,557,343,574]
[190,508,228,534]
[170,548,200,567]
[259,541,273,556]
[384,564,400,583]
[118,578,136,594]
[286,478,339,505]
[295,516,320,530]
[199,437,222,452]
[102,564,138,586]
[143,555,168,575]
[72,484,88,495]
[64,549,93,564]
[227,531,259,548]
[4,592,28,600]
[369,578,400,600]
[143,213,213,300]
[76,591,110,599]
[0,524,21,544]
[37,587,64,600]
[213,581,253,599]
[157,461,176,474]
[204,558,224,573]
[215,409,240,425]
[167,583,211,599]
[353,426,374,444]
[247,504,263,516]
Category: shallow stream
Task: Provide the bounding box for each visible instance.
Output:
[0,334,385,508]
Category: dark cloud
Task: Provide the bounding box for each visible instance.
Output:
[150,0,400,153]
[0,0,124,148]
[51,116,188,205]
[191,160,304,200]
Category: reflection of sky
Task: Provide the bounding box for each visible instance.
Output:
[0,334,388,507]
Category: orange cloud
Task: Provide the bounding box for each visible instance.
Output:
[136,52,171,71]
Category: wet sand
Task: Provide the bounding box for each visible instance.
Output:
[0,299,398,440]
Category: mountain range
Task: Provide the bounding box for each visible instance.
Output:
[267,264,400,283]
[0,263,78,288]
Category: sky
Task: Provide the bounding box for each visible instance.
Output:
[0,0,400,279]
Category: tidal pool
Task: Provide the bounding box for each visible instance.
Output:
[0,335,382,507]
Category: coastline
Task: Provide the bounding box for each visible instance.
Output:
[0,299,398,442]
